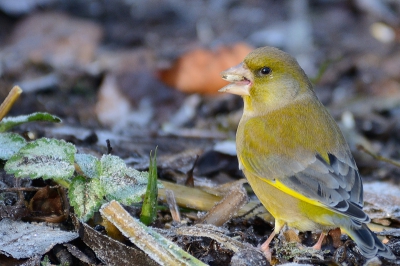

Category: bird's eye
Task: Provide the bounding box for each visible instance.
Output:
[260,67,271,75]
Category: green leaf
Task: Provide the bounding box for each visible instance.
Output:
[99,154,148,205]
[69,176,105,221]
[0,112,61,132]
[140,149,158,225]
[40,255,51,266]
[0,132,27,160]
[5,138,76,180]
[75,153,101,179]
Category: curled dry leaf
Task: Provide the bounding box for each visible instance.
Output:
[159,43,253,94]
[28,186,65,222]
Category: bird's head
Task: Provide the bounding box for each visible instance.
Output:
[219,46,313,113]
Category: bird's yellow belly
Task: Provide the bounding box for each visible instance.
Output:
[245,171,341,232]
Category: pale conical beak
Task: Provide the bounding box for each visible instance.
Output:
[219,63,252,96]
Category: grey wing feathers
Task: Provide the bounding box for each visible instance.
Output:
[280,153,369,223]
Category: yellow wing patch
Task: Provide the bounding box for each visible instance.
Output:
[263,178,326,208]
[260,177,353,219]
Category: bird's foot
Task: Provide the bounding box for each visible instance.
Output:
[312,232,326,250]
[260,242,272,262]
[260,231,276,262]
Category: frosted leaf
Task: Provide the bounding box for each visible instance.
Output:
[4,138,76,180]
[126,167,149,184]
[0,132,26,160]
[100,154,148,205]
[126,168,163,188]
[0,112,61,132]
[69,176,105,222]
[100,154,127,177]
[103,179,147,205]
[0,218,78,259]
[75,153,101,179]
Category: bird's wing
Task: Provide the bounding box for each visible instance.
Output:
[243,151,368,223]
[281,153,367,222]
[238,99,368,223]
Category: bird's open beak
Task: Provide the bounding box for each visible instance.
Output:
[219,63,252,96]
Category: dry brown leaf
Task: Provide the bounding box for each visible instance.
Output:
[95,74,132,127]
[71,214,158,266]
[5,12,103,71]
[159,43,253,94]
[283,229,301,243]
[328,228,343,248]
[29,186,63,217]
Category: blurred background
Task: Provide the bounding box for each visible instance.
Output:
[0,0,400,182]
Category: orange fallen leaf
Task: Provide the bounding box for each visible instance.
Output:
[159,43,253,94]
[328,228,342,248]
[283,229,301,243]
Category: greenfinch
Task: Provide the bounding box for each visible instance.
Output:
[219,46,395,260]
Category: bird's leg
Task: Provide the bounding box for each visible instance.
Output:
[260,231,276,262]
[260,222,284,262]
[312,232,326,250]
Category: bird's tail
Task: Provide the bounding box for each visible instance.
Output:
[344,223,395,260]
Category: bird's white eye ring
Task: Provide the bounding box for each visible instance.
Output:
[260,67,272,75]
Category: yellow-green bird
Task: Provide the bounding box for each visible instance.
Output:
[219,46,395,260]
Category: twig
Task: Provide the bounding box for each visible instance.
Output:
[0,86,23,121]
[0,186,61,192]
[357,144,400,168]
[175,224,247,252]
[106,139,113,154]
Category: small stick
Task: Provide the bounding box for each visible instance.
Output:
[357,144,400,168]
[0,86,23,121]
[165,189,181,223]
